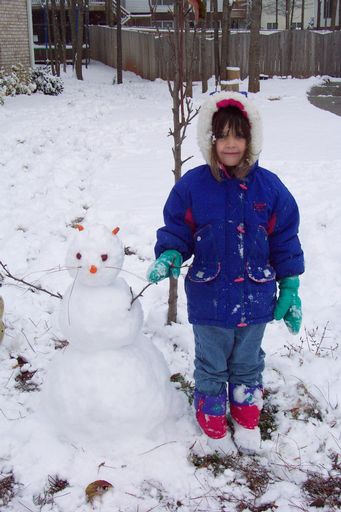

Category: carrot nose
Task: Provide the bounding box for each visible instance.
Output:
[89,265,97,274]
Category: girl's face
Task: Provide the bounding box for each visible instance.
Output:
[215,127,247,168]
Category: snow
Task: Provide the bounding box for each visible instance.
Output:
[0,62,341,511]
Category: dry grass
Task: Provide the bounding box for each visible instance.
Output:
[33,474,69,508]
[302,454,341,510]
[170,373,195,405]
[0,472,17,507]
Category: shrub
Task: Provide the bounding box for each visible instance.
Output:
[0,64,63,105]
[31,66,64,96]
[0,64,36,99]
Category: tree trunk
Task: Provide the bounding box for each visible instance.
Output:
[46,1,56,75]
[301,0,305,29]
[60,0,67,71]
[84,0,90,67]
[167,277,179,326]
[290,0,295,28]
[105,0,112,26]
[331,0,338,29]
[285,0,290,29]
[51,0,61,76]
[185,7,193,98]
[68,0,77,68]
[75,0,84,80]
[168,0,183,324]
[116,0,123,83]
[166,0,199,324]
[200,1,208,93]
[248,0,262,93]
[220,0,230,81]
[316,0,321,29]
[276,0,278,27]
[212,0,220,88]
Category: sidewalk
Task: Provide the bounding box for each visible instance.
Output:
[307,81,341,117]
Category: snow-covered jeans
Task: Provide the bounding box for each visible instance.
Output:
[193,323,266,395]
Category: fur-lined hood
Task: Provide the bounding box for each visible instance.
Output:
[197,91,263,166]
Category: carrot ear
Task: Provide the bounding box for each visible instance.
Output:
[112,227,120,235]
[74,224,84,231]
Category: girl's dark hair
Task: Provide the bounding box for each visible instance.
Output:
[210,106,251,180]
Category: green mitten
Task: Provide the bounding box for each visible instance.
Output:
[147,250,183,284]
[274,276,302,334]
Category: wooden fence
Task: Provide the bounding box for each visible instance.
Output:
[89,27,341,80]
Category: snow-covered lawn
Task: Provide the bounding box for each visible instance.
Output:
[0,62,340,511]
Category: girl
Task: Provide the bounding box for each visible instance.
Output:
[147,91,304,454]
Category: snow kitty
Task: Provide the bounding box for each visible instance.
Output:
[147,91,304,455]
[43,224,175,447]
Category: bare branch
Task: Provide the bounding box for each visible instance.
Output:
[0,261,63,300]
[130,283,154,307]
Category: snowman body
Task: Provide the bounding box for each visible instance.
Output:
[43,224,173,445]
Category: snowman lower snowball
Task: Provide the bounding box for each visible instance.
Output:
[43,224,175,446]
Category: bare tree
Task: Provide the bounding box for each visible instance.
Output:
[105,0,113,26]
[301,0,305,28]
[212,0,220,88]
[285,0,290,28]
[116,0,123,83]
[220,0,231,81]
[68,0,76,67]
[167,0,199,324]
[316,0,321,28]
[276,0,279,26]
[148,0,158,27]
[331,0,338,29]
[290,0,297,27]
[75,0,84,80]
[248,0,262,93]
[45,1,56,75]
[60,0,67,71]
[200,0,208,93]
[51,0,61,76]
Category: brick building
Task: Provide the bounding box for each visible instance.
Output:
[0,0,34,72]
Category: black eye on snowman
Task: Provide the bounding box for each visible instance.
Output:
[76,252,82,260]
[101,254,108,262]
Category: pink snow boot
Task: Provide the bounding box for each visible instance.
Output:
[194,389,228,439]
[229,383,263,455]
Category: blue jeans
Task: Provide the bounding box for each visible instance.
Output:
[193,323,266,395]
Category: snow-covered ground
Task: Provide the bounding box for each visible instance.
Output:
[0,62,340,511]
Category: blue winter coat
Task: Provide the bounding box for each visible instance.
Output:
[155,163,304,328]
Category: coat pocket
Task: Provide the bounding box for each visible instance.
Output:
[246,262,276,283]
[187,224,221,283]
[188,262,221,282]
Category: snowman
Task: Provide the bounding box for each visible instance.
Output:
[42,223,175,447]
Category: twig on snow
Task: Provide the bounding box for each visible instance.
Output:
[0,261,62,300]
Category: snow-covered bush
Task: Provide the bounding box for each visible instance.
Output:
[0,64,63,105]
[0,64,36,100]
[31,67,64,96]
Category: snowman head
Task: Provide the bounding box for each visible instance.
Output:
[66,224,124,287]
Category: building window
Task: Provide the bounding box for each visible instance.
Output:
[157,0,174,5]
[155,20,174,29]
[290,21,302,29]
[267,22,278,29]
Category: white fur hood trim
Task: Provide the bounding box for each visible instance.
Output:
[197,91,263,166]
